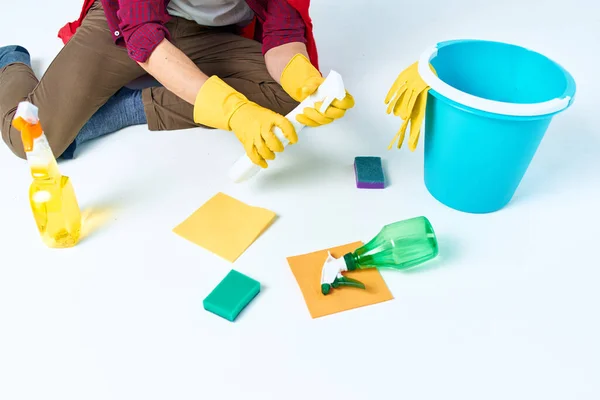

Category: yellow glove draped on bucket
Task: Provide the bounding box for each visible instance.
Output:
[193,76,298,168]
[385,62,437,151]
[281,54,355,127]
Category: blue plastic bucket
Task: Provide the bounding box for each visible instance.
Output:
[417,40,576,213]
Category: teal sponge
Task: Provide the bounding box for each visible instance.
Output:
[203,270,260,322]
[354,156,385,189]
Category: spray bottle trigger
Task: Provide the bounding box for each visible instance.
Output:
[319,96,334,113]
[331,275,366,290]
[12,117,42,152]
[314,70,346,113]
[22,129,34,153]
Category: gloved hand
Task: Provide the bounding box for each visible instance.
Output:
[385,61,436,151]
[281,54,355,127]
[194,76,297,168]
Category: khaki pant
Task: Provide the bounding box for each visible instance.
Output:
[0,1,297,159]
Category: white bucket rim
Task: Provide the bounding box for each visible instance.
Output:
[417,40,576,117]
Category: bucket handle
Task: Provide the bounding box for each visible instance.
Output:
[417,44,574,117]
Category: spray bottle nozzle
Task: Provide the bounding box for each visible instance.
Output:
[320,251,366,295]
[13,102,43,153]
[315,71,347,113]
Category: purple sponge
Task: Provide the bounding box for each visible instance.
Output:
[354,156,385,189]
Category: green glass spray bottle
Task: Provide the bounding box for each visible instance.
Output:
[320,216,439,294]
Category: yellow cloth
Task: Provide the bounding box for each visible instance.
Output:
[287,242,394,319]
[173,192,276,262]
[193,76,297,168]
[385,61,436,151]
[281,54,355,127]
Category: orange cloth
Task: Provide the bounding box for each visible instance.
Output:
[287,242,394,319]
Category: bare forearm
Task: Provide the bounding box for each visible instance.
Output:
[137,39,208,105]
[264,42,309,83]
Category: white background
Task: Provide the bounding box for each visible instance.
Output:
[1,0,599,399]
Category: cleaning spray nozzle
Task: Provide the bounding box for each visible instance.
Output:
[13,102,42,152]
[315,71,347,113]
[320,251,366,295]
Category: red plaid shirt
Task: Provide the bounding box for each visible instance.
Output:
[97,0,305,63]
[59,0,319,68]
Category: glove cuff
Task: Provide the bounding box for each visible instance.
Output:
[280,53,322,102]
[193,76,248,130]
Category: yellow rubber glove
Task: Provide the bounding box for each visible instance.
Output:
[194,76,297,168]
[281,54,355,127]
[385,61,436,151]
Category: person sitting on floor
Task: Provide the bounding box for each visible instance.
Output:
[0,0,354,167]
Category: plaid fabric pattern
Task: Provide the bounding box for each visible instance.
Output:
[100,0,306,62]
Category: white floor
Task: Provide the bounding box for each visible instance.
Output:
[1,0,599,399]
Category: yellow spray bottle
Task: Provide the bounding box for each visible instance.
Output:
[12,101,82,248]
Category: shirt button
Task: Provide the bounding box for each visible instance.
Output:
[114,31,120,36]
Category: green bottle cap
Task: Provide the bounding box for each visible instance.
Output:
[344,253,357,271]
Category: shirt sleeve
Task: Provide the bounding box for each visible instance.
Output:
[262,0,307,55]
[116,0,172,63]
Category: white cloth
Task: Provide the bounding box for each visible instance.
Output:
[167,0,255,27]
